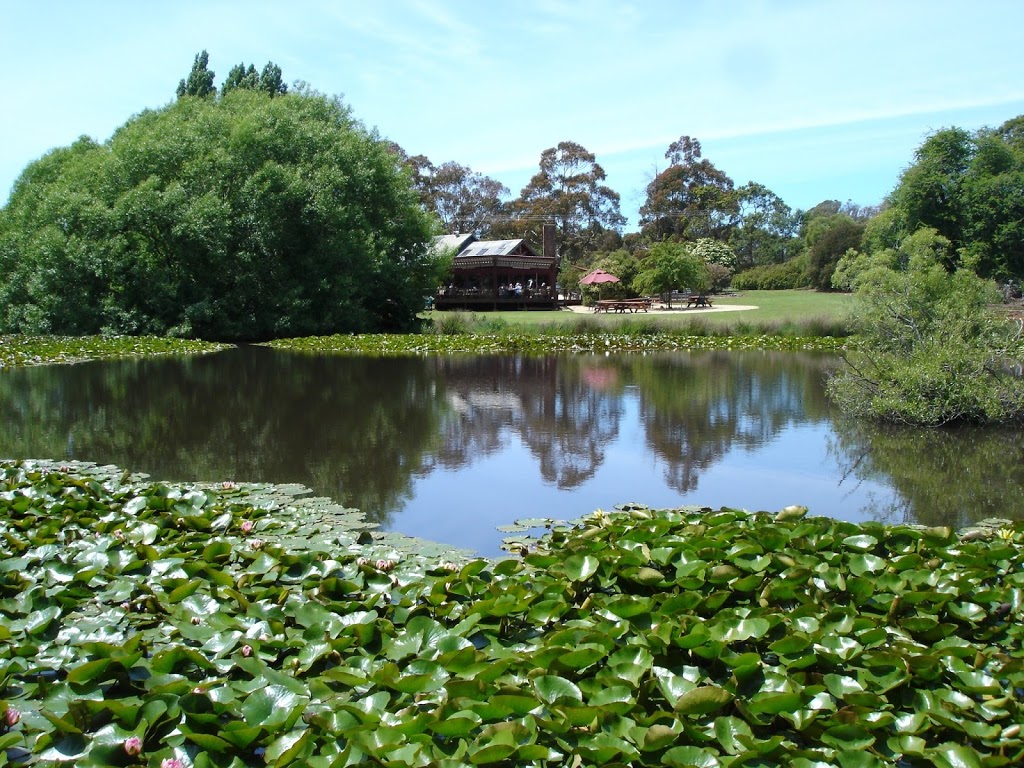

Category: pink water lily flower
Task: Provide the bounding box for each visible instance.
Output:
[123,735,143,756]
[3,707,20,727]
[161,759,185,768]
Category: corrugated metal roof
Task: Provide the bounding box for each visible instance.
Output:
[456,239,521,258]
[432,233,476,255]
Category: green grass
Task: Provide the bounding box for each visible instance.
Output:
[422,290,855,337]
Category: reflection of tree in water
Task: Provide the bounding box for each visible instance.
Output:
[626,351,833,492]
[829,419,1024,529]
[1,347,855,525]
[425,355,622,488]
[0,347,444,527]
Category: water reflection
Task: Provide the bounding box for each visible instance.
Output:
[1,347,1021,554]
[829,419,1024,529]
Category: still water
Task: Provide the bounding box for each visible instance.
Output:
[2,346,1022,556]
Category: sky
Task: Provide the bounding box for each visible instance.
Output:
[4,1,1024,230]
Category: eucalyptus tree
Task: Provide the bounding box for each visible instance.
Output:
[639,135,737,242]
[404,155,509,237]
[509,141,625,267]
[0,88,442,340]
[729,182,799,269]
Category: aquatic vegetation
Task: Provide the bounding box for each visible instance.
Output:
[2,461,1021,765]
[0,335,228,369]
[266,331,846,356]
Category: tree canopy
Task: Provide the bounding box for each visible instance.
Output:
[0,87,442,341]
[507,141,626,267]
[889,118,1024,280]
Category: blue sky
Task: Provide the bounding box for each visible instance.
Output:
[5,1,1024,229]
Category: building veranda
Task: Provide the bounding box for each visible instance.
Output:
[433,226,559,311]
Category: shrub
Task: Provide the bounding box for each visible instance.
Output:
[827,254,1024,425]
[732,256,810,290]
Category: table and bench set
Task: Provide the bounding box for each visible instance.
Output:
[592,295,713,313]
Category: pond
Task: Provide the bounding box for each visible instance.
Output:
[2,345,1022,556]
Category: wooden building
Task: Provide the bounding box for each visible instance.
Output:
[433,225,559,310]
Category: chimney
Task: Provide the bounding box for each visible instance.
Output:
[542,222,556,262]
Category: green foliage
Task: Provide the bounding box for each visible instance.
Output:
[889,118,1024,280]
[501,141,625,267]
[804,214,866,291]
[827,250,1024,425]
[0,89,442,340]
[732,255,811,290]
[222,61,288,97]
[639,135,737,241]
[633,241,709,302]
[175,50,216,98]
[4,460,1023,766]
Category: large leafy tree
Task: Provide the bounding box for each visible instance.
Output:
[729,182,799,269]
[632,241,708,306]
[803,213,866,291]
[507,141,625,267]
[639,135,737,242]
[889,118,1024,280]
[0,88,442,340]
[404,156,508,237]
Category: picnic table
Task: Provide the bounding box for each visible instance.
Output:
[593,298,652,313]
[685,294,713,308]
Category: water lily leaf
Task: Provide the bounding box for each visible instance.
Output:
[589,685,635,714]
[562,554,599,581]
[709,617,770,643]
[821,724,874,750]
[66,658,112,685]
[842,534,878,552]
[429,710,482,737]
[847,554,887,576]
[264,728,311,764]
[642,723,680,751]
[556,644,607,670]
[775,505,808,522]
[835,752,887,768]
[127,521,160,545]
[747,691,803,715]
[714,715,754,755]
[662,745,721,767]
[575,732,638,763]
[533,675,583,705]
[37,735,89,763]
[948,602,986,623]
[674,685,733,716]
[240,684,308,729]
[183,729,235,751]
[603,594,654,618]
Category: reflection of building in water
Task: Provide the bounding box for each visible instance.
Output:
[426,356,623,488]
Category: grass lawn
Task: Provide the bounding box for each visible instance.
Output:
[424,289,855,335]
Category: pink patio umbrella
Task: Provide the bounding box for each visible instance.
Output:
[579,268,620,300]
[578,268,620,286]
